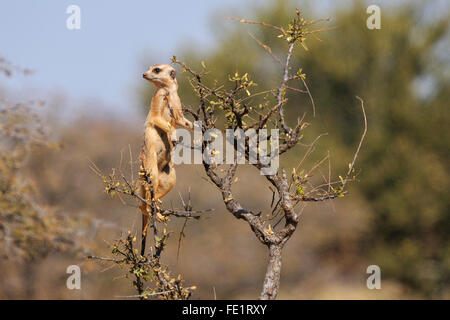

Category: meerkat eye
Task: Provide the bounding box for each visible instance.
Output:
[153,67,161,74]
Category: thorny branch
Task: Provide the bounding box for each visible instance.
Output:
[172,8,366,300]
[88,149,211,300]
[88,234,196,300]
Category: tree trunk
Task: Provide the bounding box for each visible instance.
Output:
[260,244,282,300]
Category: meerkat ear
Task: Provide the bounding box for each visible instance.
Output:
[170,69,176,80]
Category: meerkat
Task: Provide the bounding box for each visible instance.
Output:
[142,64,193,170]
[139,63,193,254]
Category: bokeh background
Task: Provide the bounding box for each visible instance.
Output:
[0,0,448,299]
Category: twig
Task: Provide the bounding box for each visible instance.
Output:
[87,255,122,263]
[342,96,367,188]
[226,17,285,33]
[247,31,282,66]
[116,290,174,298]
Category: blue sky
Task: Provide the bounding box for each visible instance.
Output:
[1,0,445,119]
[0,0,255,116]
[0,0,357,117]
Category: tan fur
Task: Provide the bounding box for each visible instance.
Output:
[139,64,193,247]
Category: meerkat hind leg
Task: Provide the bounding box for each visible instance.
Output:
[140,145,164,255]
[152,163,176,222]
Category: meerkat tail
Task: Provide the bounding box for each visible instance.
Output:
[139,183,149,256]
[141,213,149,256]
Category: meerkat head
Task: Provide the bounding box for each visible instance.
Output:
[143,64,177,89]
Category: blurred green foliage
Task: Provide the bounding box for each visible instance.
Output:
[141,0,449,297]
[0,101,78,260]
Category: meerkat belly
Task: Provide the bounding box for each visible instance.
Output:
[144,126,172,169]
[161,101,173,120]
